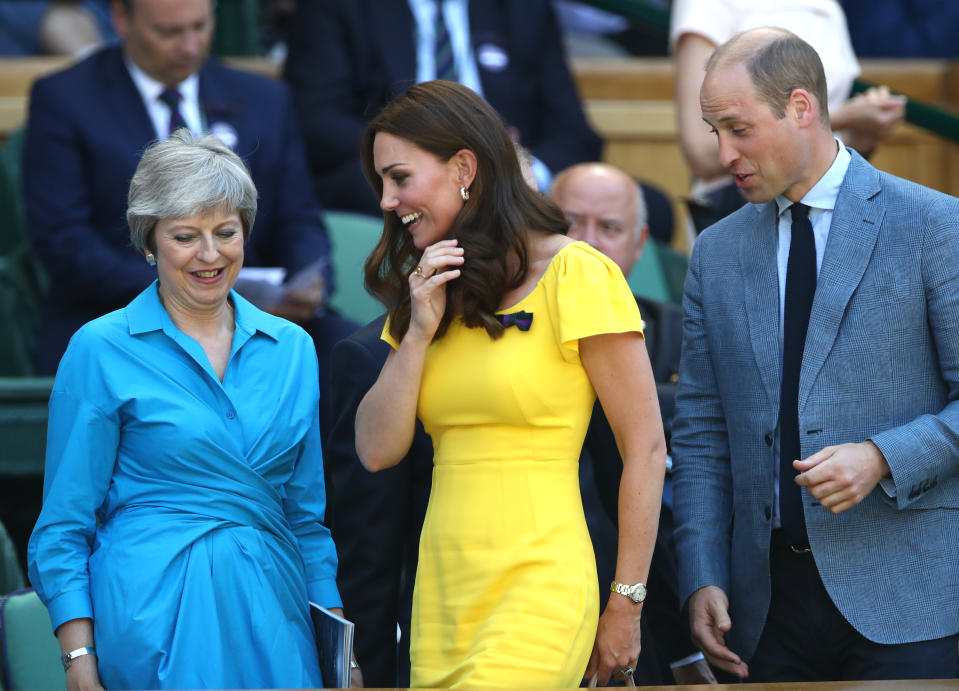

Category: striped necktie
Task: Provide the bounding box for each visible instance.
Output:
[434,2,456,81]
[158,87,187,136]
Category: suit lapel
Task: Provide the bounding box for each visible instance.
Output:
[103,47,158,145]
[197,61,247,152]
[741,203,782,410]
[799,154,883,411]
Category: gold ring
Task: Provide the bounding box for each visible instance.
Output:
[414,266,426,278]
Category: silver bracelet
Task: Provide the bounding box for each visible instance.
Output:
[61,646,97,671]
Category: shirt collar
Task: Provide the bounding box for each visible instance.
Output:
[124,54,200,111]
[126,281,281,342]
[775,137,851,217]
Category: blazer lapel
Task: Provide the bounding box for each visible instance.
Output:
[741,202,782,410]
[799,153,883,411]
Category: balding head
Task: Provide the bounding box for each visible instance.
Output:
[708,27,830,128]
[550,162,648,276]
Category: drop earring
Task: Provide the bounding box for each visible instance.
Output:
[460,186,470,201]
[146,252,156,266]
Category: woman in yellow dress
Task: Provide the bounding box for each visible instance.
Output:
[355,80,666,688]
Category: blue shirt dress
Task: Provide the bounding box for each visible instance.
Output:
[27,282,340,689]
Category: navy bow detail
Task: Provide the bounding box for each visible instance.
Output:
[497,310,533,331]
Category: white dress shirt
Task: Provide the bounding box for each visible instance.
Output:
[124,56,202,139]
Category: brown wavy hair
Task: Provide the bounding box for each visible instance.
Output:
[361,80,569,342]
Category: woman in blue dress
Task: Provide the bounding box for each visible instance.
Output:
[27,130,342,690]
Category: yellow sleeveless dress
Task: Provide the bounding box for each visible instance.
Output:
[384,242,643,688]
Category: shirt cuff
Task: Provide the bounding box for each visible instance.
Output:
[45,589,94,632]
[669,651,706,669]
[308,577,342,609]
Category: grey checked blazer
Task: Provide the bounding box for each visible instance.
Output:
[671,149,959,661]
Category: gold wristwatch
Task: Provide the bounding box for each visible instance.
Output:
[610,580,647,604]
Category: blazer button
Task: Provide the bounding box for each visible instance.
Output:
[764,506,772,520]
[764,433,774,447]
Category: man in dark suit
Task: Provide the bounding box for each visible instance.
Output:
[672,28,959,681]
[550,162,714,686]
[283,0,602,214]
[326,316,433,688]
[23,0,355,421]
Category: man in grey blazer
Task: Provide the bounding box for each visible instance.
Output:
[672,27,959,682]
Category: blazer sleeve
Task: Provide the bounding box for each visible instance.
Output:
[869,194,959,508]
[326,333,411,686]
[669,238,734,608]
[23,76,156,310]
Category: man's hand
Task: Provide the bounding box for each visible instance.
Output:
[266,277,325,323]
[348,664,364,688]
[671,656,717,685]
[687,586,748,678]
[794,441,890,514]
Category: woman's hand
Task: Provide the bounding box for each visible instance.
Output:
[65,655,105,691]
[407,239,463,341]
[325,607,364,688]
[584,595,642,686]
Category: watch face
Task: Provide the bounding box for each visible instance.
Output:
[629,584,646,603]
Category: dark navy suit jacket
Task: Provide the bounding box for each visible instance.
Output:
[326,316,433,688]
[283,0,602,214]
[23,44,333,372]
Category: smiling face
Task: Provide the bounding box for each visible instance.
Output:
[153,207,244,315]
[112,0,214,87]
[701,63,812,203]
[372,132,469,250]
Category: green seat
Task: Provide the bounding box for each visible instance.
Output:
[0,523,24,601]
[213,0,261,56]
[0,589,64,691]
[627,238,671,303]
[0,377,52,479]
[0,128,26,258]
[0,128,46,376]
[324,211,385,325]
[658,243,690,305]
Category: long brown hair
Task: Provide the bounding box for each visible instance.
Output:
[361,80,568,342]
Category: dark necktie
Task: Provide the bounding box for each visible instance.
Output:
[434,3,456,81]
[158,87,187,137]
[779,202,816,549]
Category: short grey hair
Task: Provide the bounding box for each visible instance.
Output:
[127,129,258,253]
[631,179,648,243]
